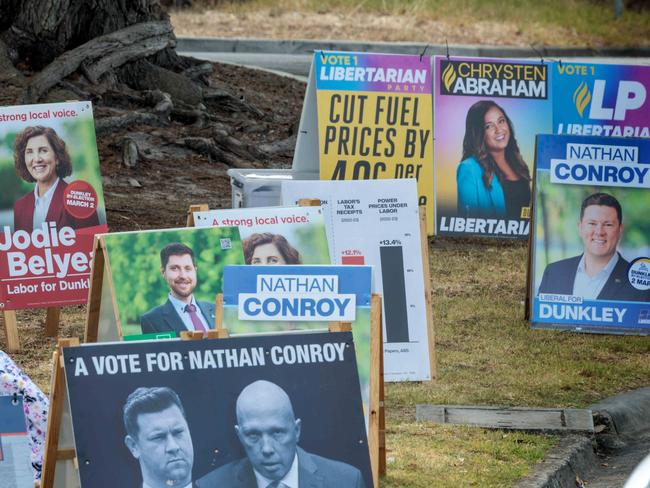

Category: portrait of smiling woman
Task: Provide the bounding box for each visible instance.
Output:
[456,100,531,219]
[12,125,100,232]
[242,232,302,265]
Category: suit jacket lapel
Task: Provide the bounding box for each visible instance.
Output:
[236,458,258,487]
[197,301,215,329]
[45,180,67,225]
[161,298,186,333]
[598,253,627,300]
[298,447,324,488]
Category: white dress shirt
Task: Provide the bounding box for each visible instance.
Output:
[167,293,210,331]
[572,253,619,299]
[253,453,299,488]
[32,178,60,230]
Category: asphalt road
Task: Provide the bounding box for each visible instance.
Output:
[178,38,650,79]
[586,431,650,487]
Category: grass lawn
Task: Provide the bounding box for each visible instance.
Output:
[5,237,650,486]
[176,0,650,48]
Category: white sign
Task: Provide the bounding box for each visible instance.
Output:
[282,178,432,382]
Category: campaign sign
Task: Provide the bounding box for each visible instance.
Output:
[100,226,245,338]
[193,206,331,264]
[0,101,107,309]
[553,61,650,139]
[434,56,552,238]
[63,332,373,488]
[314,51,435,234]
[530,134,650,333]
[223,265,372,418]
[0,395,32,487]
[282,178,432,382]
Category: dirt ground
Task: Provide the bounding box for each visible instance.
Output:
[0,60,306,389]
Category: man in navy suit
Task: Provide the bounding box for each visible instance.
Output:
[140,242,215,334]
[538,193,649,302]
[196,380,366,488]
[123,387,195,488]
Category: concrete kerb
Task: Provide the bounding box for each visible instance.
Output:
[177,37,650,58]
[516,387,650,488]
[591,386,650,436]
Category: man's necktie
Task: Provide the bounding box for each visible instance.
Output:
[266,482,286,488]
[184,304,206,332]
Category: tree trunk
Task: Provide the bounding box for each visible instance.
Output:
[0,0,277,170]
[1,0,169,69]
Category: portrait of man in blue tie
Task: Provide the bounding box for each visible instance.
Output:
[196,380,366,488]
[140,242,216,335]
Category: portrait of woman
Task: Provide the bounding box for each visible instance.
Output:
[12,125,100,232]
[456,100,531,219]
[242,233,302,265]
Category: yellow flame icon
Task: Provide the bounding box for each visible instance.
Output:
[442,63,457,92]
[573,81,591,117]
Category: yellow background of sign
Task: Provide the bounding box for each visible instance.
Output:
[317,89,434,233]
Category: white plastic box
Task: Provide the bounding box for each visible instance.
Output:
[227,168,319,208]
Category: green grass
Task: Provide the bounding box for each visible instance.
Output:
[196,0,650,47]
[379,237,650,486]
[5,238,650,487]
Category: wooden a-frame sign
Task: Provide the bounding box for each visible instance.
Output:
[83,234,124,343]
[2,307,63,353]
[214,292,387,487]
[42,297,385,487]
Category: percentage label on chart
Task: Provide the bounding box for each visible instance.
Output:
[379,239,402,246]
[342,249,362,256]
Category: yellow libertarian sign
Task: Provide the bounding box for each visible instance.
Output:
[314,52,434,234]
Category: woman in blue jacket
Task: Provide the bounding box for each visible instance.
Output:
[456,100,531,219]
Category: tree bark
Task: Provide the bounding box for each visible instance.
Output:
[1,0,170,69]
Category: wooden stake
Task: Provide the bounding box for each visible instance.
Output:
[215,293,223,330]
[369,293,385,485]
[328,321,352,332]
[45,307,61,337]
[186,203,209,227]
[419,206,437,381]
[42,337,80,488]
[180,331,204,341]
[297,198,321,207]
[1,310,20,352]
[84,236,105,343]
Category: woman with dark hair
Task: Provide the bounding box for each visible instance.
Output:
[12,125,100,232]
[456,100,531,219]
[242,233,302,265]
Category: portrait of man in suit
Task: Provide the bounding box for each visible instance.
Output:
[140,242,215,334]
[123,387,195,488]
[196,380,366,488]
[537,192,648,302]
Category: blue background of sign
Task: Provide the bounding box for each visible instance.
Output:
[223,265,372,306]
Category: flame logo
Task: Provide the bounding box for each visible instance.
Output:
[442,63,457,92]
[573,81,591,117]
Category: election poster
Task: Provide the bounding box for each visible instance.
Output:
[434,56,552,238]
[293,51,434,234]
[553,61,650,139]
[63,332,373,488]
[98,226,245,339]
[282,178,433,382]
[193,205,331,264]
[0,101,107,310]
[222,264,372,424]
[530,134,650,333]
[0,395,32,488]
